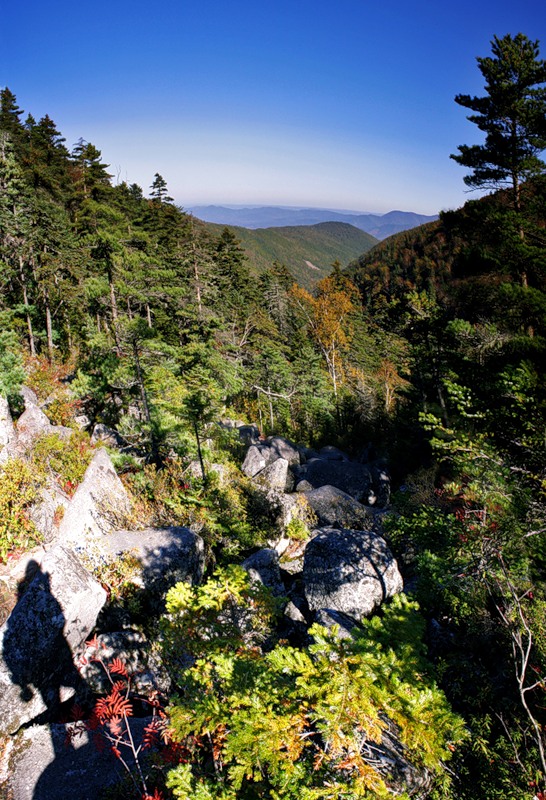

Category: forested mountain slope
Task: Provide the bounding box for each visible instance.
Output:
[348,180,546,315]
[203,220,378,287]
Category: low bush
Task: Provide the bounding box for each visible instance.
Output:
[32,430,94,494]
[0,458,43,563]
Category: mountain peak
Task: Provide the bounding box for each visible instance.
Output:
[188,205,437,240]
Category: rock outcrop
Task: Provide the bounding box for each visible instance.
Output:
[300,458,373,502]
[0,404,409,799]
[0,545,107,735]
[242,548,286,597]
[303,528,403,621]
[29,484,71,543]
[305,485,374,530]
[242,437,392,547]
[0,397,16,463]
[3,718,152,800]
[254,457,293,492]
[242,444,272,477]
[102,526,205,594]
[90,422,129,449]
[57,447,133,550]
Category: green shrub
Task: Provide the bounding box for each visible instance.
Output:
[32,431,94,494]
[0,458,43,562]
[162,570,466,799]
[25,356,81,426]
[123,460,268,557]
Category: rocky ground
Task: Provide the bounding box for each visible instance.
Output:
[0,393,409,799]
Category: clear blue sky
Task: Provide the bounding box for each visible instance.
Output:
[2,0,546,215]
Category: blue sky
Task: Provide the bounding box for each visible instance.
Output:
[2,0,546,215]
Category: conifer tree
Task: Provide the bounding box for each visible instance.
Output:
[0,133,37,355]
[26,115,71,197]
[451,33,546,212]
[149,172,173,203]
[0,88,24,140]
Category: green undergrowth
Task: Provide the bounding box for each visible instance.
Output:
[0,458,43,563]
[31,430,95,494]
[161,567,466,799]
[121,458,276,560]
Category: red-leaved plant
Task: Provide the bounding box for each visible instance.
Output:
[67,636,169,799]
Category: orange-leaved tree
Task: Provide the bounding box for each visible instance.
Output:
[291,268,359,400]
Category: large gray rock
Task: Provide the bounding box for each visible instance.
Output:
[102,526,205,594]
[242,548,286,596]
[305,485,374,530]
[20,386,39,409]
[242,436,301,479]
[254,457,292,492]
[318,445,349,461]
[3,718,152,800]
[303,528,403,621]
[90,422,127,448]
[12,398,73,455]
[0,396,15,448]
[57,448,133,549]
[265,436,301,466]
[242,444,272,477]
[302,458,373,502]
[0,544,107,734]
[237,423,260,444]
[29,484,71,543]
[274,491,300,528]
[15,403,54,450]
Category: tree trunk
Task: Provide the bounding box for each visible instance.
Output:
[267,385,274,430]
[44,289,54,362]
[132,339,160,466]
[109,277,119,323]
[194,420,207,484]
[19,256,36,356]
[512,171,529,288]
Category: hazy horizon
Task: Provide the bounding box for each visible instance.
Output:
[185,203,437,217]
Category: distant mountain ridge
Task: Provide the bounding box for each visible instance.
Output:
[189,205,437,240]
[204,220,377,288]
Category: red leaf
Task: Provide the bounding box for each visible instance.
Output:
[108,657,129,678]
[108,716,124,737]
[142,718,161,749]
[94,690,133,722]
[111,679,128,693]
